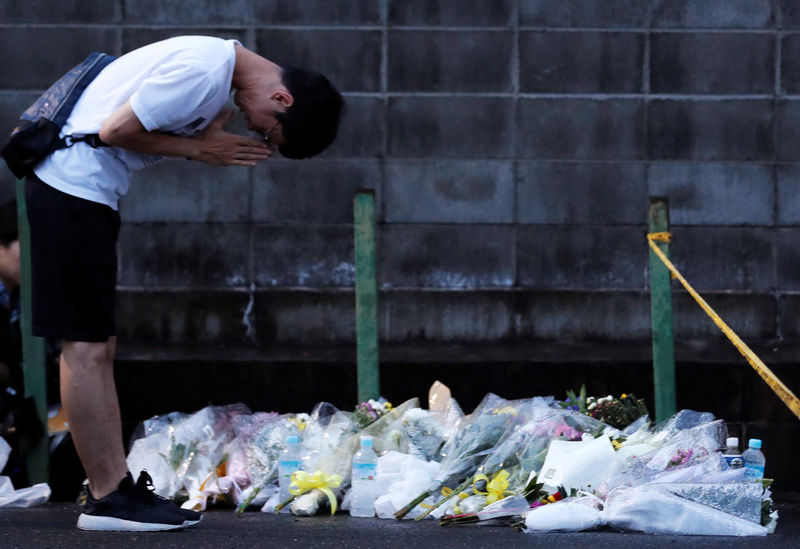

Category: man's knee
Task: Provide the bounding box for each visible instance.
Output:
[61,339,115,371]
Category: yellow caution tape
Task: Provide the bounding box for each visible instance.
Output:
[647,233,800,421]
[648,231,672,243]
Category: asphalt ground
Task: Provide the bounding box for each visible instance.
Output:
[1,491,798,549]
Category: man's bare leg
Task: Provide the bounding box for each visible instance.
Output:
[60,337,128,499]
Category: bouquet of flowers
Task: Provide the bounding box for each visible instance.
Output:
[232,412,300,513]
[278,402,355,515]
[352,398,394,430]
[393,393,523,519]
[558,385,649,430]
[413,397,553,519]
[127,404,250,508]
[400,408,449,461]
[358,398,419,456]
[279,398,421,516]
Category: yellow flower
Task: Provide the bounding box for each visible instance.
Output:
[621,393,628,399]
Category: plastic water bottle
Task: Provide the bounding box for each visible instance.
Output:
[278,435,303,512]
[742,438,766,481]
[350,436,378,517]
[723,437,743,469]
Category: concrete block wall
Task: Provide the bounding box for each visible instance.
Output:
[2,1,800,465]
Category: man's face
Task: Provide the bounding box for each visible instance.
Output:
[233,90,287,147]
[0,239,20,287]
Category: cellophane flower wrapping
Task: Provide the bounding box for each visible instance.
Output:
[601,484,767,536]
[433,401,615,519]
[395,394,528,518]
[126,404,250,508]
[299,399,421,516]
[523,408,773,536]
[230,411,298,507]
[286,402,353,516]
[359,398,419,457]
[400,408,448,461]
[427,398,552,517]
[121,387,781,536]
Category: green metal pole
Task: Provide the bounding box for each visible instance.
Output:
[648,196,676,422]
[15,179,49,484]
[354,190,379,402]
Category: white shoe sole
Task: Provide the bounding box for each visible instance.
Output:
[183,515,203,528]
[77,513,187,532]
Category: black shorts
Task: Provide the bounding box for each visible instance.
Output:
[25,174,120,342]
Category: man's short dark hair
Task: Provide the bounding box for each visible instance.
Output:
[0,200,18,247]
[276,66,344,159]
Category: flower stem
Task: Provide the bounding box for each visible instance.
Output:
[440,513,479,526]
[273,494,297,514]
[235,485,262,516]
[414,476,473,521]
[394,490,431,520]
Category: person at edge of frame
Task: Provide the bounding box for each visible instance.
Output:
[21,35,343,531]
[0,200,64,492]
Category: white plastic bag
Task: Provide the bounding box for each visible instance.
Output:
[0,480,50,508]
[0,476,13,496]
[371,451,440,519]
[0,448,52,508]
[0,436,10,471]
[525,497,603,532]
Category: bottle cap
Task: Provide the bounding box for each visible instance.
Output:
[726,437,739,448]
[286,435,300,444]
[748,438,762,449]
[360,436,373,448]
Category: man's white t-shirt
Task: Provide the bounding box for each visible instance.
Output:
[34,36,238,210]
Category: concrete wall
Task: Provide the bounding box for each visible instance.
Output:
[2,1,800,473]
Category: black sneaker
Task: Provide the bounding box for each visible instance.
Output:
[77,473,187,531]
[134,470,202,527]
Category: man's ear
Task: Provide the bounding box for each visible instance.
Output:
[271,90,294,108]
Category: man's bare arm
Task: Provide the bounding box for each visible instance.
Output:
[98,102,272,166]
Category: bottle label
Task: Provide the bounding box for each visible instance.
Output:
[352,462,377,481]
[724,455,743,469]
[279,459,303,479]
[744,464,765,480]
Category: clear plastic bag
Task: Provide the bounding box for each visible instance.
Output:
[476,494,530,520]
[359,398,419,457]
[603,484,766,536]
[643,419,727,477]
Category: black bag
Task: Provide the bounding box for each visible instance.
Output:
[1,52,116,179]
